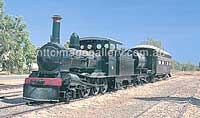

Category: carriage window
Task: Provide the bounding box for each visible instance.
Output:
[110,44,115,50]
[159,60,162,65]
[104,44,109,48]
[96,44,102,49]
[80,45,84,49]
[87,44,92,49]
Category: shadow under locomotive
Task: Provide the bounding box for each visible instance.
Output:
[1,97,25,104]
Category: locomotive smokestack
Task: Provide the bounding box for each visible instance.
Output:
[51,15,62,44]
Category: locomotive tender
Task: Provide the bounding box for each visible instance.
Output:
[23,15,172,102]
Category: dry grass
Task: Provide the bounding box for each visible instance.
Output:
[20,72,200,118]
[0,79,24,85]
[172,71,200,76]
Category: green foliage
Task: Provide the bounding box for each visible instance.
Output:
[0,0,3,18]
[199,62,200,69]
[0,0,36,74]
[141,38,162,48]
[172,61,198,71]
[140,38,198,71]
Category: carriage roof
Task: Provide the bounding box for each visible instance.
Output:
[80,37,123,45]
[134,45,171,56]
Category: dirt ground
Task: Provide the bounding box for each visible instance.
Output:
[0,75,28,85]
[1,71,200,118]
[0,79,24,85]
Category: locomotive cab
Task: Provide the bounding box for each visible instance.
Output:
[79,37,124,76]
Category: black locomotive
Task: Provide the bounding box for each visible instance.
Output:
[23,15,172,102]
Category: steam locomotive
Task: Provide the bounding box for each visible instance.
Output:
[23,15,172,102]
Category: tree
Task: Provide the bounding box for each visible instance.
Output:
[0,0,3,18]
[199,62,200,69]
[0,0,36,74]
[141,38,162,48]
[172,61,198,71]
[23,39,36,73]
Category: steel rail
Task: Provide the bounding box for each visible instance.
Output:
[0,84,23,90]
[177,79,200,118]
[133,79,196,118]
[0,76,177,118]
[0,91,22,96]
[0,97,91,118]
[0,102,27,110]
[0,94,21,99]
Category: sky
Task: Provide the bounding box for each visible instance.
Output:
[4,0,200,64]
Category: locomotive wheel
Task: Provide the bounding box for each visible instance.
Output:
[81,88,90,98]
[91,87,100,95]
[150,77,156,83]
[100,80,108,94]
[132,81,137,87]
[163,74,168,80]
[138,77,144,85]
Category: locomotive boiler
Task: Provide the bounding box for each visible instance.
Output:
[23,15,172,102]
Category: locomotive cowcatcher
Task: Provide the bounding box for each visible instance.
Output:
[23,15,172,102]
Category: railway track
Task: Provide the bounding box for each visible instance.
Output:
[0,94,21,99]
[0,76,177,118]
[0,104,58,118]
[0,102,57,118]
[0,96,91,118]
[133,78,200,118]
[0,84,23,90]
[177,80,200,118]
[0,91,22,99]
[0,102,27,110]
[0,91,22,96]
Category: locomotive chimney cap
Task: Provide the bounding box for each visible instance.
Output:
[52,15,62,22]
